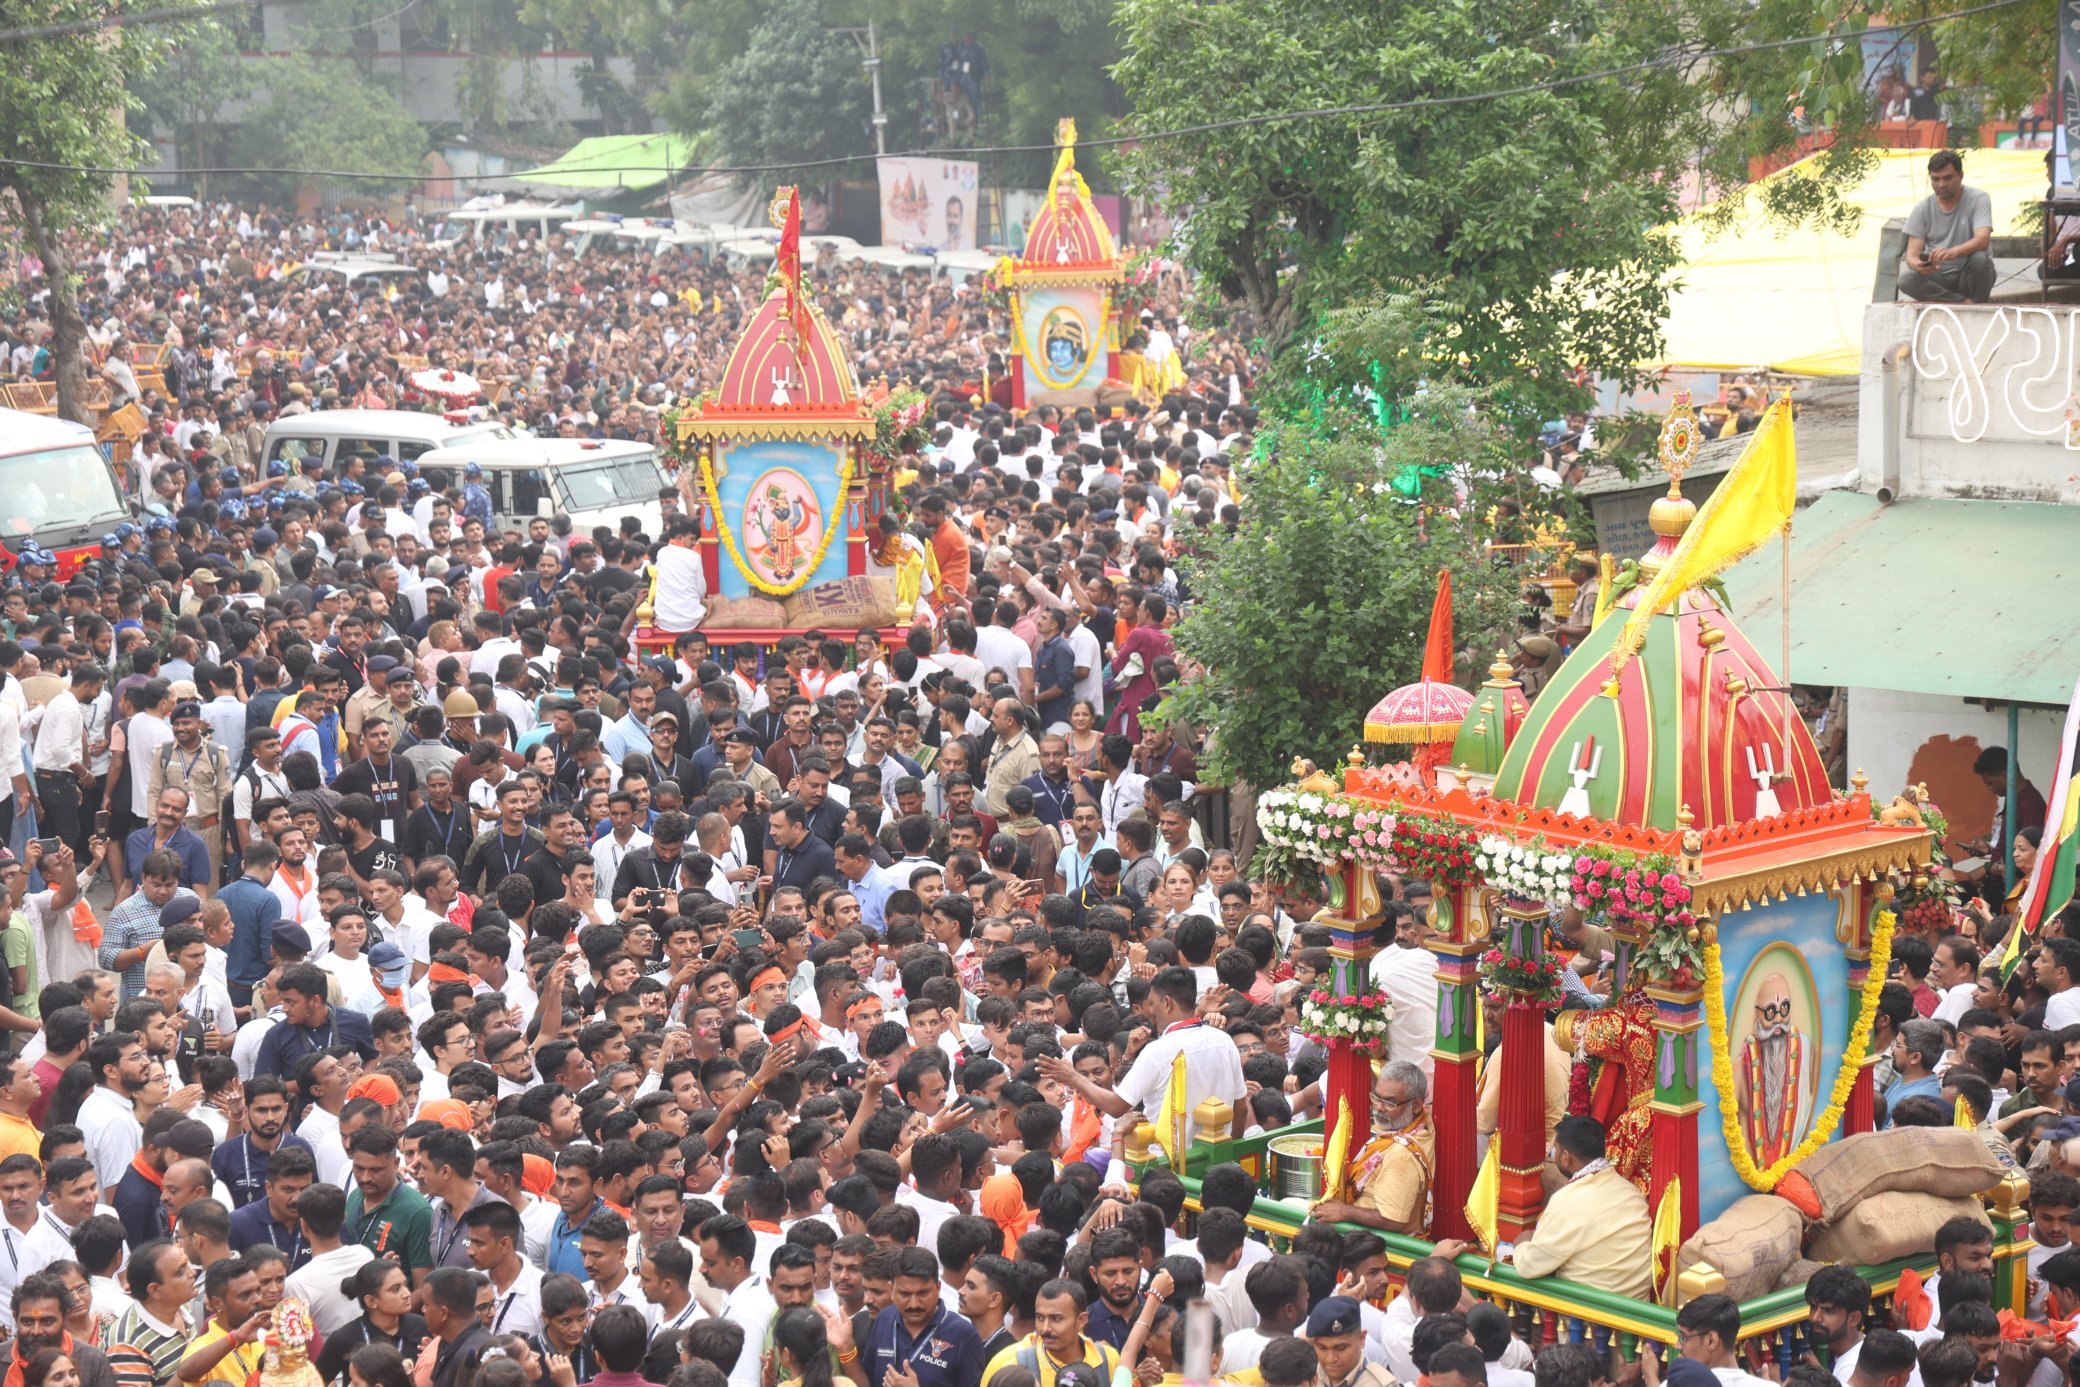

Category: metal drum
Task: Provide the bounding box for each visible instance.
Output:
[1267,1133,1325,1202]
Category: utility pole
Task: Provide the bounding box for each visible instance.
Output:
[843,0,888,156]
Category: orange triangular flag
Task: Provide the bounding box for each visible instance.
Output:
[1422,569,1454,683]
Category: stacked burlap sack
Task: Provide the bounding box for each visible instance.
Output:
[1674,1129,2006,1300]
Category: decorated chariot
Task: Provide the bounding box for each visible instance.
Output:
[1130,398,2031,1365]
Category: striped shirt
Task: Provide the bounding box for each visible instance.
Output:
[106,1303,190,1387]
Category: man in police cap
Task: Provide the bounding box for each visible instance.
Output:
[1304,1296,1396,1387]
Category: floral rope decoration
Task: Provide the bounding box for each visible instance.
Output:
[1473,835,1575,906]
[1391,811,1480,888]
[1255,788,1396,868]
[698,447,855,598]
[1297,987,1396,1051]
[1478,947,1565,1004]
[1705,908,1897,1192]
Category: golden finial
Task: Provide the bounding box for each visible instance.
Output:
[1850,767,1869,798]
[1600,677,1622,699]
[1696,618,1724,649]
[1676,803,1694,831]
[1657,390,1701,498]
[1055,116,1078,149]
[1487,650,1517,684]
[1347,745,1367,769]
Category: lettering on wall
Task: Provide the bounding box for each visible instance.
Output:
[1909,305,2080,448]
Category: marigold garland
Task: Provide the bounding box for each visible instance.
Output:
[1703,908,1896,1191]
[699,449,855,597]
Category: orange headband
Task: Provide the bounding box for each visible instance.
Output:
[751,967,787,993]
[347,1074,401,1106]
[427,962,475,986]
[521,1152,556,1196]
[417,1098,476,1131]
[845,994,880,1020]
[767,1018,806,1045]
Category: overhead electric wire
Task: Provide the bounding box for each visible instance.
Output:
[0,0,315,44]
[0,0,2027,181]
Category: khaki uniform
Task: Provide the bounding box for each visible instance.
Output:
[147,737,233,890]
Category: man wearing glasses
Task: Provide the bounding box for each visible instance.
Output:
[1306,1060,1433,1236]
[1733,973,1807,1168]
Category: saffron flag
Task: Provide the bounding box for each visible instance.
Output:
[1612,397,1798,674]
[770,185,810,353]
[1464,1143,1501,1254]
[1651,1178,1682,1305]
[1954,1094,1977,1129]
[1422,569,1454,684]
[1319,1096,1353,1204]
[1592,551,1618,629]
[1996,672,2080,982]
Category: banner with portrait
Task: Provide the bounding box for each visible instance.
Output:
[1695,891,1853,1224]
[877,157,979,250]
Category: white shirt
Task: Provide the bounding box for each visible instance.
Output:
[653,544,708,632]
[1828,1337,1923,1387]
[719,1276,776,1387]
[269,866,324,931]
[2045,989,2080,1031]
[972,625,1033,689]
[284,1243,375,1335]
[1370,945,1440,1080]
[127,711,174,817]
[30,690,84,772]
[1932,981,1977,1027]
[489,1261,545,1339]
[1099,770,1148,837]
[0,1220,58,1329]
[1114,1020,1246,1154]
[80,1085,144,1187]
[298,1106,352,1184]
[233,1010,283,1080]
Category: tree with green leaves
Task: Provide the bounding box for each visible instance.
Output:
[0,0,198,423]
[1164,385,1526,799]
[662,0,873,186]
[1111,0,1694,420]
[228,56,429,203]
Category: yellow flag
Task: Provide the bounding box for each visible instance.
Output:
[1166,1051,1190,1163]
[1651,1178,1683,1305]
[1465,1143,1501,1254]
[1320,1096,1353,1204]
[1611,398,1797,673]
[1954,1094,1977,1129]
[1591,551,1618,629]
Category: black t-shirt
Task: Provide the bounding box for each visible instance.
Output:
[403,802,473,868]
[586,566,640,601]
[346,835,403,883]
[522,847,578,909]
[332,755,419,845]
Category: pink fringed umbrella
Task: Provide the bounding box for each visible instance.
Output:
[1362,679,1474,746]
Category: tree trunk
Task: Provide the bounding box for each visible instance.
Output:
[16,192,95,427]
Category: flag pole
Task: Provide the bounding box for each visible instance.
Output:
[1782,525,1792,781]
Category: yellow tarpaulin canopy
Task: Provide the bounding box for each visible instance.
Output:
[1655,148,2048,377]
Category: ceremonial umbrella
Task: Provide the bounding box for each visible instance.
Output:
[1363,570,1468,775]
[410,367,481,401]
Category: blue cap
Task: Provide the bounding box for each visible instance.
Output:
[407,478,430,495]
[464,461,483,476]
[146,517,174,534]
[220,498,245,519]
[116,523,138,540]
[266,459,288,478]
[1305,1296,1364,1338]
[271,922,313,957]
[159,895,203,929]
[100,534,120,549]
[340,480,363,496]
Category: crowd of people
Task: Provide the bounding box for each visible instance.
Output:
[0,195,2044,1387]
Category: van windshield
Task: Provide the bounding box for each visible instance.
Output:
[0,444,129,541]
[555,453,664,512]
